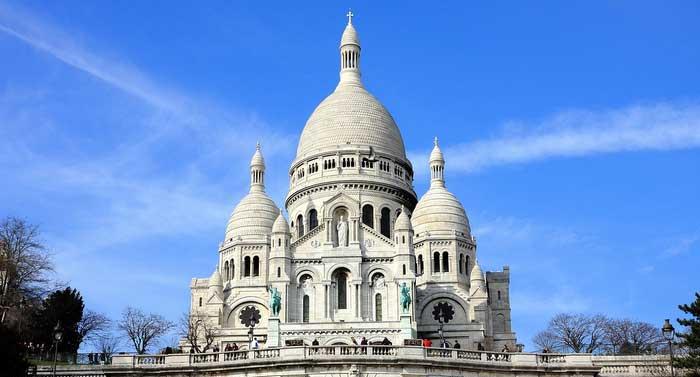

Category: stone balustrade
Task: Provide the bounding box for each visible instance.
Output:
[35,349,674,377]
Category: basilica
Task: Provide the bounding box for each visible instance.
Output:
[189,15,517,352]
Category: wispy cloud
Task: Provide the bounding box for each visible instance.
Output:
[662,232,700,257]
[412,102,700,174]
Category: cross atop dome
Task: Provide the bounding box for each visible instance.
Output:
[434,137,439,147]
[346,10,354,24]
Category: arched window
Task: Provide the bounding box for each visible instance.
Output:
[433,252,441,273]
[402,235,406,244]
[442,252,449,273]
[308,209,318,230]
[498,290,502,301]
[465,255,469,275]
[402,264,406,275]
[224,261,229,280]
[277,267,281,278]
[362,204,374,228]
[296,214,304,237]
[231,261,235,279]
[335,270,348,310]
[244,256,251,277]
[302,295,310,323]
[253,256,260,277]
[459,255,463,274]
[418,255,424,275]
[199,297,202,307]
[380,207,391,238]
[375,293,383,321]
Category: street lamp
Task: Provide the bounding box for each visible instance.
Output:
[52,322,63,377]
[662,319,675,377]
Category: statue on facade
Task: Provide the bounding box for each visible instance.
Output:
[400,282,411,313]
[336,215,348,247]
[269,287,282,317]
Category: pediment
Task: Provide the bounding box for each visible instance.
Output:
[322,191,360,218]
[207,291,224,305]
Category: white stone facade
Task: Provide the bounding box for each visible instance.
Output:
[189,16,517,351]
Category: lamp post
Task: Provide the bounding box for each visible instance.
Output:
[52,322,63,377]
[662,319,675,377]
[438,320,445,348]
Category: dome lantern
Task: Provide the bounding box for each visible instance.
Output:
[429,137,445,188]
[250,142,265,192]
[339,10,361,86]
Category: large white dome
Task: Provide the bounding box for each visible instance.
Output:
[411,186,471,238]
[224,191,278,242]
[412,139,471,238]
[223,145,278,243]
[296,84,407,160]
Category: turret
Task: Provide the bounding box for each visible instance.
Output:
[338,11,362,86]
[250,142,265,192]
[270,209,292,284]
[208,267,223,299]
[429,137,445,188]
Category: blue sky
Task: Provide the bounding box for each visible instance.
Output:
[1,1,699,351]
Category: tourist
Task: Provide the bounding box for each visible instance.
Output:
[224,344,231,352]
[422,338,432,348]
[381,337,392,346]
[312,338,319,346]
[232,343,239,351]
[251,337,260,349]
[477,342,485,351]
[454,341,461,349]
[88,353,94,364]
[501,344,510,353]
[360,337,368,354]
[189,348,195,353]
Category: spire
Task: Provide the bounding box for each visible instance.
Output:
[429,137,445,188]
[250,143,266,192]
[338,10,362,87]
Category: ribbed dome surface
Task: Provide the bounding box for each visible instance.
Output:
[412,186,471,237]
[295,84,407,160]
[224,191,278,241]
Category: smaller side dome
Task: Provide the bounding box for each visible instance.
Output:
[272,209,290,234]
[394,206,412,231]
[470,261,485,283]
[209,267,223,287]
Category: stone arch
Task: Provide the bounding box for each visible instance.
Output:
[225,297,268,328]
[367,266,393,282]
[416,292,469,324]
[295,268,321,283]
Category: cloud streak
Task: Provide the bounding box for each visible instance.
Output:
[412,102,700,174]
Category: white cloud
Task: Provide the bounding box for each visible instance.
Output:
[412,102,700,174]
[662,232,700,257]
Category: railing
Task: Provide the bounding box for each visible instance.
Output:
[538,354,567,364]
[306,345,398,357]
[134,355,165,365]
[110,347,615,370]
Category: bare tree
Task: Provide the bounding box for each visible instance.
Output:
[179,312,219,353]
[603,318,664,355]
[78,310,111,347]
[0,217,54,324]
[117,307,174,354]
[538,313,608,353]
[533,330,560,352]
[91,334,123,361]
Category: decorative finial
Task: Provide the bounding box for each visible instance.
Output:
[434,137,439,147]
[256,141,261,150]
[346,10,354,24]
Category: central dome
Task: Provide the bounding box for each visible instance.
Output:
[296,84,407,160]
[294,18,407,162]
